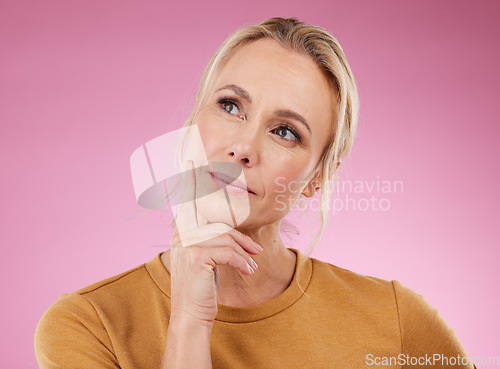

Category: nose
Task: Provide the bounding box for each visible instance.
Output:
[227,125,260,167]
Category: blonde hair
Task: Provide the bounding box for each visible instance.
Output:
[178,17,359,277]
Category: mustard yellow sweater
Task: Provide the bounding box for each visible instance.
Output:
[35,249,475,368]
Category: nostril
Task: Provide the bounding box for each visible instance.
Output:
[227,151,252,165]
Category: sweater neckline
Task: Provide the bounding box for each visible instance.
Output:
[146,248,313,323]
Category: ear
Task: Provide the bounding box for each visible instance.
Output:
[333,160,341,177]
[302,160,341,198]
[301,171,321,198]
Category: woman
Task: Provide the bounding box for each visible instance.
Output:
[35,17,475,369]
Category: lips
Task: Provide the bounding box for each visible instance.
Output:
[210,171,255,195]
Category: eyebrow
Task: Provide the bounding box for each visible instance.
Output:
[216,84,311,134]
[275,110,311,133]
[216,84,252,103]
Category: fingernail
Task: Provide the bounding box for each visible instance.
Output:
[247,263,255,274]
[250,258,258,270]
[253,242,263,252]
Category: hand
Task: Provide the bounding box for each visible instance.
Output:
[168,160,263,325]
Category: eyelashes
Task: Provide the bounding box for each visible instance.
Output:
[216,96,302,143]
[273,123,302,142]
[217,97,241,115]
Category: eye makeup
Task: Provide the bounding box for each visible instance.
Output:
[272,123,302,143]
[217,96,242,117]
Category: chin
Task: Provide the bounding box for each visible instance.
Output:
[196,191,251,228]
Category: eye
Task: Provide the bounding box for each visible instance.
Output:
[273,124,301,142]
[219,99,240,115]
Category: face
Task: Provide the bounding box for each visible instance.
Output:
[189,38,336,229]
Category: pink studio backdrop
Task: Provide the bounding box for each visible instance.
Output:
[1,0,498,367]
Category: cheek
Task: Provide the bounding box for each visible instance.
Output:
[195,116,228,160]
[266,164,309,203]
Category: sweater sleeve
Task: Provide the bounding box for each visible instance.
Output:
[392,280,476,369]
[34,293,121,369]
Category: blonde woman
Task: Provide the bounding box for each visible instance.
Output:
[35,17,475,369]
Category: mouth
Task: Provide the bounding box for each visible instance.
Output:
[209,171,256,195]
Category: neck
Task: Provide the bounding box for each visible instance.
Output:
[216,222,296,307]
[160,221,297,308]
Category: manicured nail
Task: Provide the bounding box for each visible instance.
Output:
[247,263,255,274]
[253,242,263,252]
[250,258,258,270]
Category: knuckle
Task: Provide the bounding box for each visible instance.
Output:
[185,246,204,265]
[220,233,234,245]
[213,222,231,234]
[221,246,235,262]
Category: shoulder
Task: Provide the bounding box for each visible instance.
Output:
[308,255,447,323]
[39,261,153,315]
[308,257,474,366]
[75,261,150,298]
[37,260,154,327]
[34,260,155,368]
[308,256,396,301]
[308,255,438,308]
[35,290,119,368]
[391,280,471,357]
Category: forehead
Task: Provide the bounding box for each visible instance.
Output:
[211,38,337,135]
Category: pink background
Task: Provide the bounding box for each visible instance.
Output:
[1,0,498,367]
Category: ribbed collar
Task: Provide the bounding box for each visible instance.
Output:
[145,248,313,323]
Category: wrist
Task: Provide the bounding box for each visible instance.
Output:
[163,313,213,369]
[169,313,214,331]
